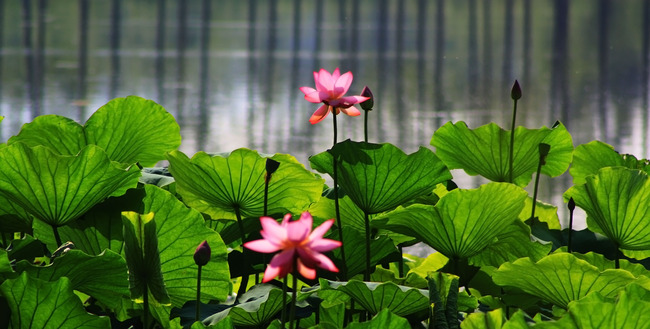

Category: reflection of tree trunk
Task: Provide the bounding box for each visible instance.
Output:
[175,0,187,128]
[641,1,650,159]
[482,0,493,107]
[261,0,277,152]
[550,0,569,126]
[338,0,348,68]
[502,0,514,87]
[288,0,301,151]
[396,0,406,145]
[36,0,45,115]
[0,0,4,136]
[376,0,388,141]
[77,0,89,120]
[416,0,427,142]
[349,0,360,73]
[598,0,610,142]
[22,0,38,117]
[522,0,532,106]
[109,0,121,100]
[434,0,445,117]
[468,0,479,108]
[246,0,257,151]
[197,0,211,151]
[155,0,166,105]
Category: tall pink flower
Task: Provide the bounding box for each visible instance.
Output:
[299,68,370,124]
[244,211,341,282]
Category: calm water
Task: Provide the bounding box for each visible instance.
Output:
[1,0,649,228]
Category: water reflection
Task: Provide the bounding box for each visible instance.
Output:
[2,0,650,227]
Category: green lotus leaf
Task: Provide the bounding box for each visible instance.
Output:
[430,121,573,186]
[14,249,129,310]
[166,149,324,221]
[570,140,650,186]
[0,273,110,328]
[0,197,32,233]
[122,211,171,305]
[429,271,478,328]
[203,284,289,327]
[7,115,86,157]
[375,182,528,260]
[564,167,650,258]
[308,189,366,233]
[0,249,15,281]
[35,185,231,306]
[460,308,504,329]
[323,279,429,317]
[346,308,411,329]
[492,253,637,309]
[469,220,552,268]
[9,96,180,166]
[310,140,452,214]
[0,143,140,227]
[518,197,561,230]
[328,226,399,279]
[534,284,650,329]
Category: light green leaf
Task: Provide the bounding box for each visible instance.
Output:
[470,220,552,267]
[564,167,650,258]
[375,182,528,259]
[203,284,288,327]
[492,253,637,309]
[431,121,573,186]
[518,197,561,230]
[569,141,626,185]
[0,273,110,328]
[460,308,504,329]
[40,185,231,306]
[14,249,128,310]
[0,144,140,227]
[167,149,324,221]
[328,226,398,278]
[310,140,451,214]
[323,279,429,317]
[346,308,411,329]
[9,96,181,166]
[122,211,170,304]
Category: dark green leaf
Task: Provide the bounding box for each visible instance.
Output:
[14,249,128,310]
[122,211,170,304]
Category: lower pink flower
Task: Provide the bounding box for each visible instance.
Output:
[244,211,341,282]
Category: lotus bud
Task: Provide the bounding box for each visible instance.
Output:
[511,80,522,100]
[193,240,211,266]
[265,158,280,184]
[568,197,575,211]
[539,143,551,165]
[360,86,374,111]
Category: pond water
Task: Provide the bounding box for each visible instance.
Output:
[1,0,649,229]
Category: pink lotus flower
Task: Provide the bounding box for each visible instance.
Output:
[244,211,341,282]
[299,68,370,124]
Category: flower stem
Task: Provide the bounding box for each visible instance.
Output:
[332,111,347,279]
[289,258,298,329]
[364,109,369,143]
[508,99,518,183]
[195,265,202,322]
[235,206,249,299]
[143,283,150,329]
[398,245,404,278]
[281,275,288,328]
[567,198,575,253]
[364,211,371,281]
[52,224,62,247]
